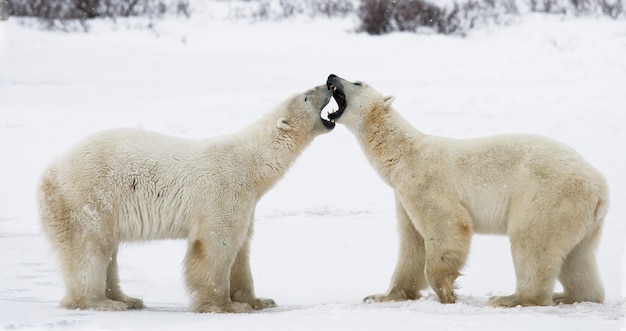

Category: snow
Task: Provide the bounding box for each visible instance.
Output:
[1,8,625,331]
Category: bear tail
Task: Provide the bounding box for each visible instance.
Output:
[593,187,609,228]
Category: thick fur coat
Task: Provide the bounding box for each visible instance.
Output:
[326,74,608,307]
[38,84,334,313]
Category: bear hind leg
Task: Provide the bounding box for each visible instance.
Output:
[554,226,604,304]
[105,249,145,309]
[58,241,128,311]
[39,179,128,311]
[489,223,564,307]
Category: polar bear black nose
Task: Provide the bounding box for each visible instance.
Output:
[327,74,339,89]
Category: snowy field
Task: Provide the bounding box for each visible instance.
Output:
[1,6,625,330]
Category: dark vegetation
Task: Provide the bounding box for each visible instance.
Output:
[2,0,624,34]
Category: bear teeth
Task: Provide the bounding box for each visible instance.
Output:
[321,95,339,122]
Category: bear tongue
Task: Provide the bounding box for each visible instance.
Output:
[320,95,339,122]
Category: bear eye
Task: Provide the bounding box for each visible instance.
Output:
[304,97,308,102]
[354,82,363,86]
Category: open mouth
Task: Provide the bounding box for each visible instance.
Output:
[320,79,346,129]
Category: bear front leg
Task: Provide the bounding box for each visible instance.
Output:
[184,237,252,313]
[229,222,276,310]
[419,203,472,304]
[365,196,427,303]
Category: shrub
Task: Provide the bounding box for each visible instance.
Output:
[0,0,9,21]
[357,0,393,34]
[5,0,624,33]
[357,0,506,35]
[311,0,354,17]
[527,0,624,17]
[357,0,624,36]
[228,0,354,21]
[6,0,190,30]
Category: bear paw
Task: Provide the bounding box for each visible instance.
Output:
[62,298,129,311]
[194,301,253,313]
[488,294,552,307]
[363,289,419,303]
[121,296,145,309]
[250,297,276,310]
[106,292,145,309]
[552,293,579,305]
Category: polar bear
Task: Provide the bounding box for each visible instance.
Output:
[38,84,337,313]
[324,74,608,307]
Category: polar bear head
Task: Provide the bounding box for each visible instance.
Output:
[274,84,339,135]
[322,74,395,133]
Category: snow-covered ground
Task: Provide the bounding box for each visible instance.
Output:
[1,7,625,330]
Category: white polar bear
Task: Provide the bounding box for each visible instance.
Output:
[325,74,608,307]
[38,84,337,313]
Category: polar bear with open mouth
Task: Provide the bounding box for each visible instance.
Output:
[38,83,337,313]
[324,74,608,307]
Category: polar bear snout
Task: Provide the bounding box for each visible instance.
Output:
[304,85,337,130]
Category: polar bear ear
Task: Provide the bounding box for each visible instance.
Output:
[276,117,292,131]
[384,95,395,107]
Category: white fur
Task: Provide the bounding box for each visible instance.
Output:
[329,75,608,307]
[38,84,332,313]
